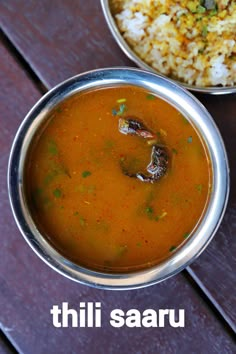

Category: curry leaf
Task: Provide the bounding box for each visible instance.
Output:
[82,171,91,178]
[146,94,156,100]
[169,246,177,252]
[53,188,62,198]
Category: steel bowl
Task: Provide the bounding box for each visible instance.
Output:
[101,0,236,95]
[8,67,229,289]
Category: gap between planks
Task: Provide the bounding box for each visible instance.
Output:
[0,29,47,95]
[0,329,20,354]
[186,267,236,335]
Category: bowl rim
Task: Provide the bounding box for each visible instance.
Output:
[100,0,236,95]
[8,67,230,290]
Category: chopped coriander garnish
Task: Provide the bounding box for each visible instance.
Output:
[172,148,178,154]
[88,185,96,194]
[196,184,203,193]
[197,5,206,13]
[117,245,128,256]
[117,103,127,116]
[48,140,58,155]
[117,98,126,103]
[146,94,156,100]
[169,245,177,252]
[74,211,85,226]
[82,170,91,178]
[143,204,168,221]
[182,116,189,125]
[112,108,117,116]
[209,8,217,16]
[202,25,208,37]
[53,188,62,198]
[183,232,190,239]
[104,139,114,150]
[145,206,154,217]
[56,106,63,113]
[79,217,85,227]
[187,136,193,143]
[187,1,197,13]
[77,184,85,193]
[112,103,127,117]
[136,242,142,247]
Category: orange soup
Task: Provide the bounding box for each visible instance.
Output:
[25,86,211,272]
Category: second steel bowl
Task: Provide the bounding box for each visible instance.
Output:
[101,0,236,95]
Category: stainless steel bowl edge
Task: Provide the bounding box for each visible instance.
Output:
[8,67,230,289]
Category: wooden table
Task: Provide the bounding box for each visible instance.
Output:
[0,1,235,353]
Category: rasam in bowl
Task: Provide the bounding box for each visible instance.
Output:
[8,68,229,289]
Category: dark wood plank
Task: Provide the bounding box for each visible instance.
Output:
[0,0,132,88]
[0,36,41,160]
[187,94,236,332]
[0,332,16,354]
[0,41,235,354]
[0,0,235,331]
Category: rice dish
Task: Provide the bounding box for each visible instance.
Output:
[110,0,236,87]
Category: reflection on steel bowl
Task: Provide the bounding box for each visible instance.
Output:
[101,0,236,94]
[8,68,229,289]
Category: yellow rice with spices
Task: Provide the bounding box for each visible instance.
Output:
[111,0,236,87]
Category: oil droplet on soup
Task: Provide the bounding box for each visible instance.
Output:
[25,86,212,272]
